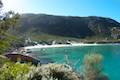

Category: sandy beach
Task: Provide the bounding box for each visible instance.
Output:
[23,43,120,50]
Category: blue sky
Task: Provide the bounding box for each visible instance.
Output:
[2,0,120,22]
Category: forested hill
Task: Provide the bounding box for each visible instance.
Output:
[18,14,120,39]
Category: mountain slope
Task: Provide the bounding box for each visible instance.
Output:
[18,14,120,39]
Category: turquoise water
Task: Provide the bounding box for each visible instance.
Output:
[30,44,120,80]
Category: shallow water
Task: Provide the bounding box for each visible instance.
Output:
[29,44,120,80]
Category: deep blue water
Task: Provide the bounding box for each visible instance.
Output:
[29,44,120,80]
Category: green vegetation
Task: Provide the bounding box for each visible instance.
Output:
[18,14,120,41]
[0,33,17,54]
[0,1,110,80]
[0,55,10,67]
[0,0,20,54]
[28,63,80,80]
[0,62,30,80]
[0,53,108,80]
[0,62,80,80]
[30,33,79,41]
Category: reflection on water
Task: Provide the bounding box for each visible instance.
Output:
[28,45,120,80]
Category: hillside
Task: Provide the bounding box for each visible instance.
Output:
[18,14,120,40]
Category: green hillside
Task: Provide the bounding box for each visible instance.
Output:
[18,14,120,41]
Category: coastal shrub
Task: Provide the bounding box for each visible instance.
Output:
[28,63,80,80]
[0,55,10,67]
[81,53,108,80]
[0,62,30,80]
[0,53,109,80]
[0,62,80,80]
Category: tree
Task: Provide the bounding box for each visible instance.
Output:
[0,0,20,54]
[0,0,3,8]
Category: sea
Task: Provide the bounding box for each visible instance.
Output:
[27,44,120,80]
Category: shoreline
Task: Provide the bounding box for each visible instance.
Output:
[24,43,120,49]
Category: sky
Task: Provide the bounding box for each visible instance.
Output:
[2,0,120,22]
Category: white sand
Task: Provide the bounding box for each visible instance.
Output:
[23,43,108,49]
